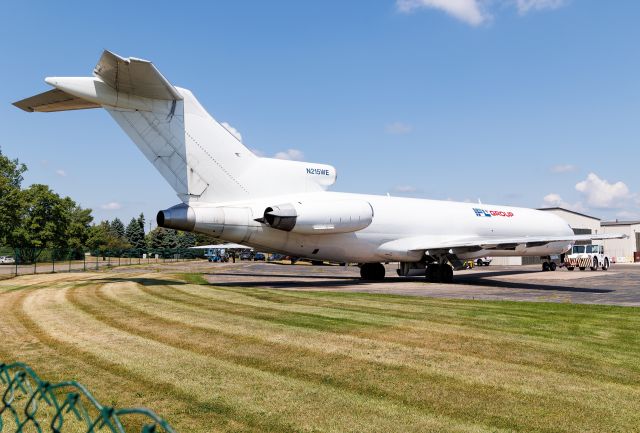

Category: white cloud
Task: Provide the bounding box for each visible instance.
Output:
[575,173,631,209]
[274,149,305,161]
[221,122,243,142]
[550,164,575,173]
[542,193,586,213]
[396,0,487,26]
[385,121,413,135]
[396,0,567,26]
[55,169,67,177]
[100,202,122,211]
[516,0,567,14]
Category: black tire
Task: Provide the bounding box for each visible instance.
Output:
[476,259,483,267]
[425,264,440,283]
[603,258,609,271]
[360,263,385,280]
[590,257,598,271]
[542,262,550,272]
[549,262,557,271]
[567,266,575,271]
[439,264,454,283]
[579,267,586,271]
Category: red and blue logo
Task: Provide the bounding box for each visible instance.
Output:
[473,208,514,218]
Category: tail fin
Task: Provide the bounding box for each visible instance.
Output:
[14,50,336,203]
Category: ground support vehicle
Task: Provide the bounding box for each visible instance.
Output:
[564,245,610,271]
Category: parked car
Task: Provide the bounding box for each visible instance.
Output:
[239,251,253,261]
[253,252,266,261]
[475,257,492,266]
[0,256,15,264]
[268,253,285,261]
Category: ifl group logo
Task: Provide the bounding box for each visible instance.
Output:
[473,208,514,218]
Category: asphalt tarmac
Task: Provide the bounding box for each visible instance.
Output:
[203,261,640,307]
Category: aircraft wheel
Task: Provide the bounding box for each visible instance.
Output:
[549,262,557,271]
[425,264,440,283]
[439,264,454,283]
[542,262,550,272]
[603,258,609,271]
[590,257,598,271]
[360,263,385,280]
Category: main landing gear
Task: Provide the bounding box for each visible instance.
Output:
[425,263,454,283]
[541,261,557,272]
[360,262,386,280]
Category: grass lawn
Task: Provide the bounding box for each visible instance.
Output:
[0,270,638,433]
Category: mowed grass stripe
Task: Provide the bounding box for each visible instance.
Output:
[181,275,640,352]
[69,282,545,432]
[212,284,640,351]
[23,284,500,433]
[3,271,639,432]
[142,277,640,386]
[95,278,640,405]
[71,279,639,433]
[8,288,294,433]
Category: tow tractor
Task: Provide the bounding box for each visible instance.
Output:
[564,244,610,271]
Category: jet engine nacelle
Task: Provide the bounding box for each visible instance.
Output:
[157,203,251,242]
[261,200,373,234]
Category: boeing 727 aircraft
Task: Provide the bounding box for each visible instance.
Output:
[13,51,625,282]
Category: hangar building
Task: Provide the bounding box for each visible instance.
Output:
[491,208,639,265]
[601,220,640,263]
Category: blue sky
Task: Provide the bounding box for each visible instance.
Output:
[1,0,639,226]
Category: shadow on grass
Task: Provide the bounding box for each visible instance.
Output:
[93,277,188,286]
[204,272,613,294]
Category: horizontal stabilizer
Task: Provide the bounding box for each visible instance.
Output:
[13,89,100,112]
[93,50,182,100]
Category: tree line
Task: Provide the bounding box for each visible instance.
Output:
[0,148,212,263]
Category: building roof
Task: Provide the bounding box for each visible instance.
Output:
[536,207,601,221]
[601,220,640,227]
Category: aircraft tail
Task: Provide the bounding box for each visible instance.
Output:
[14,50,336,203]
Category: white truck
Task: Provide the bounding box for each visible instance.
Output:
[565,244,610,271]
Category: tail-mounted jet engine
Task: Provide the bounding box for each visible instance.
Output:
[258,200,374,234]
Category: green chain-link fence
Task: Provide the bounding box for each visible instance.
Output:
[0,362,176,433]
[0,248,204,279]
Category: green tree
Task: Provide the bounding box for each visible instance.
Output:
[126,217,146,251]
[137,213,146,234]
[65,201,93,258]
[8,184,73,263]
[110,218,126,240]
[0,149,27,245]
[146,227,183,257]
[177,231,197,249]
[87,220,129,256]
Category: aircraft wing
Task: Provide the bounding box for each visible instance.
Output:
[378,232,628,255]
[13,89,100,112]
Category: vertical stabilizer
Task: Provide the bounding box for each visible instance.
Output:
[14,50,337,203]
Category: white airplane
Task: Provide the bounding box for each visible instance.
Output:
[14,51,626,282]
